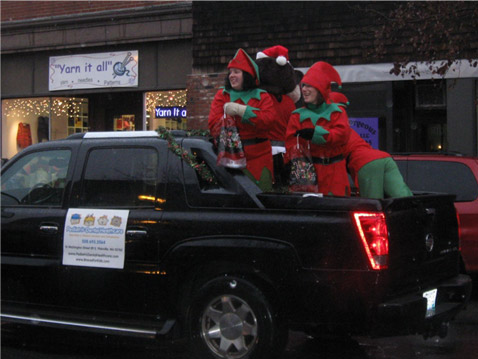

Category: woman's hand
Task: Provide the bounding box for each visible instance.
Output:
[224,102,246,117]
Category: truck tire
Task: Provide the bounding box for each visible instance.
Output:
[188,275,287,359]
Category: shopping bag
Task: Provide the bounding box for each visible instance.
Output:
[289,136,318,192]
[214,114,247,169]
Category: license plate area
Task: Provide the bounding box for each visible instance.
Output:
[423,288,437,317]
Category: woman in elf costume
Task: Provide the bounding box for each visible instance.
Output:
[330,92,413,199]
[208,48,278,192]
[285,61,351,196]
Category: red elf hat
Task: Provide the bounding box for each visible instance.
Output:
[228,48,260,85]
[302,61,342,104]
[256,45,289,66]
[329,92,349,107]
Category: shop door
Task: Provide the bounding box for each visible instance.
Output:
[87,92,143,132]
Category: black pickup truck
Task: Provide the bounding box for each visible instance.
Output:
[1,130,472,359]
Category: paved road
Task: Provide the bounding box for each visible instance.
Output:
[2,287,477,359]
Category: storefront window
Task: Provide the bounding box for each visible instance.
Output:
[145,90,187,131]
[1,97,88,159]
[63,98,89,136]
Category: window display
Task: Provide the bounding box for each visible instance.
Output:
[67,99,89,136]
[114,114,135,131]
[2,97,88,159]
[145,90,187,131]
[2,91,187,160]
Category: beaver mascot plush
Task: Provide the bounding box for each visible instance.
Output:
[255,45,303,189]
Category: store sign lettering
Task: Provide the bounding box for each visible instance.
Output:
[155,106,187,118]
[57,64,81,74]
[55,62,113,74]
[349,118,379,149]
[49,51,138,91]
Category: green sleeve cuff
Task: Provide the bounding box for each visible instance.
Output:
[241,106,259,125]
[312,125,329,145]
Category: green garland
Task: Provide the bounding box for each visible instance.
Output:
[186,129,211,137]
[156,126,217,185]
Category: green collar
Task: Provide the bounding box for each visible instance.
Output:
[293,102,342,125]
[222,88,266,104]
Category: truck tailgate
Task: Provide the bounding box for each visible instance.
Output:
[383,194,460,296]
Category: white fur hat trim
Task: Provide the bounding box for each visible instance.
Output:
[256,51,267,60]
[276,56,287,66]
[255,52,288,67]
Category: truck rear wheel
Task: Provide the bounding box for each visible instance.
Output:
[188,276,287,359]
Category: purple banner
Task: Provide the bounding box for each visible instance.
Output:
[349,117,379,149]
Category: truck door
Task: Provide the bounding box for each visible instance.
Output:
[61,140,168,317]
[1,149,72,307]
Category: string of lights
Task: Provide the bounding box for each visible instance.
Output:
[145,90,188,130]
[3,91,186,121]
[2,97,87,118]
[145,90,187,114]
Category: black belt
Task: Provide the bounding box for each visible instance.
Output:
[312,154,344,165]
[270,140,285,147]
[242,138,268,146]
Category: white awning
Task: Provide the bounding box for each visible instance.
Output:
[297,59,478,83]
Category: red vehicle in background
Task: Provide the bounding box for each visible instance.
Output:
[393,154,478,274]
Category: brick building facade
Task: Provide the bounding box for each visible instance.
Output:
[187,1,478,155]
[2,1,477,158]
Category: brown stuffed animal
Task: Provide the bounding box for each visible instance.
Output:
[255,45,303,189]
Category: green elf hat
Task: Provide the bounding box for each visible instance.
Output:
[302,61,342,104]
[228,48,261,86]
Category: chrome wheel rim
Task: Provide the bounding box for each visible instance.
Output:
[201,294,258,358]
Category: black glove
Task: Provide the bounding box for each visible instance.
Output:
[295,128,314,140]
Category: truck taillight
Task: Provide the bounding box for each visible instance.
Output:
[353,212,389,270]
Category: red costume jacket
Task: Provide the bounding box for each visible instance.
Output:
[268,95,296,143]
[209,88,277,181]
[285,103,351,196]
